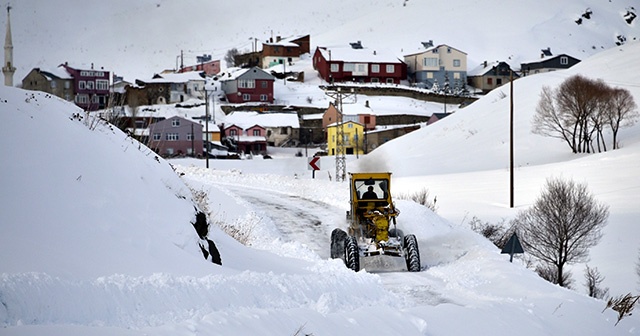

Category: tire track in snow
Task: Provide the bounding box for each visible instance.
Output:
[225,186,345,259]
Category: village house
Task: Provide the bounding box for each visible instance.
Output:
[223,123,268,155]
[130,72,206,105]
[313,42,407,84]
[22,62,111,111]
[148,116,203,157]
[520,48,581,76]
[178,57,221,77]
[326,120,365,156]
[403,41,467,90]
[322,102,375,133]
[467,61,518,93]
[219,67,275,104]
[224,111,300,147]
[261,34,311,68]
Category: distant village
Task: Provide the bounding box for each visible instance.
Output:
[5,6,581,159]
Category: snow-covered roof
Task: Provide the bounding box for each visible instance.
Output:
[263,34,308,47]
[318,47,402,64]
[403,44,467,57]
[467,61,513,76]
[224,111,300,129]
[142,72,205,84]
[38,66,73,80]
[218,67,275,81]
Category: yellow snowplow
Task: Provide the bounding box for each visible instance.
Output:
[330,172,421,272]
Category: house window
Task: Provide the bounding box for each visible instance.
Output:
[187,133,193,140]
[75,94,89,104]
[91,95,99,103]
[79,81,86,90]
[386,65,395,73]
[229,129,237,136]
[453,59,461,67]
[253,129,261,136]
[172,119,180,127]
[454,73,460,79]
[423,58,438,67]
[166,148,174,155]
[96,79,109,90]
[347,123,353,128]
[153,133,161,141]
[166,133,179,141]
[371,64,380,73]
[447,47,451,53]
[330,64,339,72]
[86,81,94,90]
[260,94,268,101]
[65,81,70,89]
[261,81,267,88]
[432,49,439,53]
[343,63,355,72]
[371,78,380,83]
[560,56,568,65]
[497,78,503,85]
[280,127,288,135]
[242,93,250,101]
[357,64,366,72]
[50,81,57,89]
[427,72,434,79]
[487,78,493,85]
[238,79,255,88]
[386,78,394,83]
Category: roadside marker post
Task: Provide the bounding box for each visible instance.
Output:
[308,157,320,179]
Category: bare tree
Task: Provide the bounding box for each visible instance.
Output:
[532,75,637,153]
[224,48,239,67]
[584,265,609,299]
[605,87,639,149]
[513,177,609,287]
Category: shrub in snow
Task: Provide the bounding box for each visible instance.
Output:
[394,187,437,212]
[584,264,609,299]
[604,293,640,326]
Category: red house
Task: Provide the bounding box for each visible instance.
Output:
[313,44,407,84]
[59,62,111,111]
[224,124,267,154]
[219,67,275,104]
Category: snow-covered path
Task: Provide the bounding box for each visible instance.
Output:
[223,184,343,259]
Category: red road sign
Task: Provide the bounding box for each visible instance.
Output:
[308,157,320,170]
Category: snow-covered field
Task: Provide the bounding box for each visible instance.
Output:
[2,1,640,334]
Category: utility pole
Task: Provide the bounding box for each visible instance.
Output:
[324,87,356,182]
[204,87,210,168]
[509,69,514,208]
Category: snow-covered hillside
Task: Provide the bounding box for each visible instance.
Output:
[5,0,638,82]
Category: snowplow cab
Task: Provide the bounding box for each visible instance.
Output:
[347,172,396,242]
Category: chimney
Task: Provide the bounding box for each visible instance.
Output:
[91,63,94,69]
[276,36,281,42]
[483,60,487,67]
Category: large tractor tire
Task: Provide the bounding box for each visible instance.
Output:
[330,228,347,259]
[404,234,421,272]
[344,235,360,272]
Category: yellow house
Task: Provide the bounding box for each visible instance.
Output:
[326,121,365,156]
